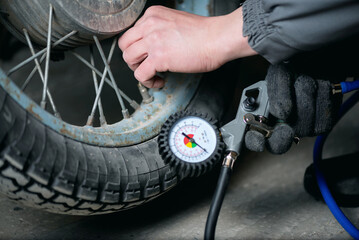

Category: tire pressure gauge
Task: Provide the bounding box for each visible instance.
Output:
[158,110,224,177]
[157,81,271,240]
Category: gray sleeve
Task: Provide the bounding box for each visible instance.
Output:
[242,0,359,64]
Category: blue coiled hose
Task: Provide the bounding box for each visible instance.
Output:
[314,88,359,239]
[341,80,359,94]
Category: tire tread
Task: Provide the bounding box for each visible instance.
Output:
[0,86,179,214]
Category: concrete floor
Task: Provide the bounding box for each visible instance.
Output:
[1,41,359,239]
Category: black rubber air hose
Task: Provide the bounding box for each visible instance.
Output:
[204,165,233,240]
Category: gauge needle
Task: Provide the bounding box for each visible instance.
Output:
[182,132,208,153]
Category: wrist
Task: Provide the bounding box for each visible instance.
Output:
[212,7,258,64]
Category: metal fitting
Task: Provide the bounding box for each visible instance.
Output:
[222,151,238,169]
[122,109,130,119]
[244,113,273,138]
[332,83,342,95]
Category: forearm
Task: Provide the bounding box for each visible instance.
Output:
[243,0,359,64]
[212,7,257,64]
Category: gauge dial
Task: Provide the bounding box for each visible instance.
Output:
[169,116,217,163]
[158,111,224,178]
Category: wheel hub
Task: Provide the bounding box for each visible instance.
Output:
[0,0,146,49]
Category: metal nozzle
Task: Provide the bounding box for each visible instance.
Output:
[222,151,238,169]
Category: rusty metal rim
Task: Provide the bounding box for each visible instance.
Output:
[0,69,201,147]
[0,0,213,147]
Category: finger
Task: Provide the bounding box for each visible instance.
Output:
[266,64,293,119]
[134,7,158,26]
[135,6,175,26]
[150,75,165,88]
[134,57,167,86]
[245,130,266,152]
[266,124,294,154]
[122,40,148,70]
[293,75,317,137]
[314,80,342,134]
[134,57,156,84]
[134,58,165,88]
[127,63,140,72]
[139,75,165,89]
[118,25,143,51]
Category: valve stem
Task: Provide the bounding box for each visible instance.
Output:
[138,83,154,104]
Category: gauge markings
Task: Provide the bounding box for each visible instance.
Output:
[158,111,224,177]
[168,116,217,163]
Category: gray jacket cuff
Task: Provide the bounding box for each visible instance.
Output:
[242,0,297,64]
[242,0,359,64]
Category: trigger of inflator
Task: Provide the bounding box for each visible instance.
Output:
[244,113,273,138]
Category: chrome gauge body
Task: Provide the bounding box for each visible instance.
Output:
[158,111,224,177]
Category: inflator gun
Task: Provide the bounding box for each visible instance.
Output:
[158,80,270,239]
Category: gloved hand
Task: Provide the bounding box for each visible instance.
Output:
[245,63,342,154]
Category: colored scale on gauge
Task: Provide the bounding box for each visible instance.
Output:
[183,134,197,148]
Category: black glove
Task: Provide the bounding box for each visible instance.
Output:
[245,64,342,154]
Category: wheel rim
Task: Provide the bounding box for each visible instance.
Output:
[0,0,213,147]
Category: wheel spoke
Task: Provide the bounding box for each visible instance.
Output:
[85,38,119,126]
[8,30,77,77]
[20,30,78,91]
[90,45,107,126]
[23,28,60,118]
[93,36,130,119]
[86,54,111,126]
[70,48,140,110]
[40,4,54,109]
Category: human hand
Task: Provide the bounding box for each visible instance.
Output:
[118,5,257,88]
[245,64,342,154]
